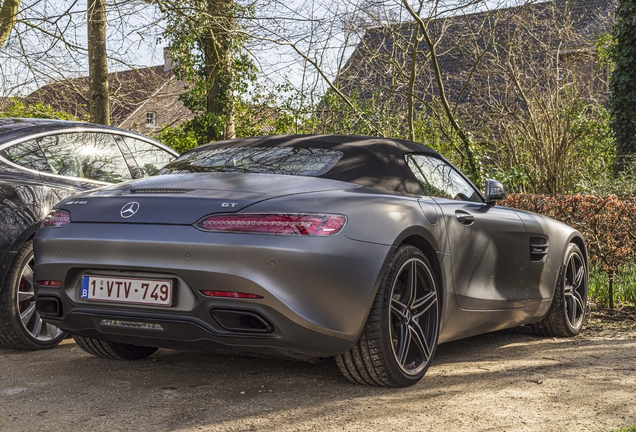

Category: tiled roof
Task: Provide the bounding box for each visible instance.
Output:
[25,65,174,126]
[338,0,617,104]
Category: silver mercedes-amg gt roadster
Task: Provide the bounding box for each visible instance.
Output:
[33,135,588,387]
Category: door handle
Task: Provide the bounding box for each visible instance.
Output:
[455,211,475,225]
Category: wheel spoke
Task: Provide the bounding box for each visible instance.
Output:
[396,323,411,365]
[568,256,576,285]
[20,302,36,326]
[45,323,59,339]
[568,295,577,324]
[392,297,408,311]
[573,291,585,318]
[391,303,405,320]
[402,262,418,308]
[409,321,431,362]
[18,290,35,301]
[412,291,437,319]
[30,312,43,337]
[573,265,585,288]
[20,264,34,285]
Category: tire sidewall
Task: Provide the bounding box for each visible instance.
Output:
[0,240,66,349]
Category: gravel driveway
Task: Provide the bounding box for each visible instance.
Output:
[1,321,635,432]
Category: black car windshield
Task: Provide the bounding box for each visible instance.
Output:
[158,147,343,177]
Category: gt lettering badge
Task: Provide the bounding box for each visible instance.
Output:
[221,202,238,208]
[120,202,140,218]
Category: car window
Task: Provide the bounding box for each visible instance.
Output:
[37,133,132,183]
[121,137,175,176]
[406,154,483,203]
[0,139,53,173]
[159,147,343,177]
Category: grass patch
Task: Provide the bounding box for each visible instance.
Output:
[614,427,636,432]
[589,264,636,311]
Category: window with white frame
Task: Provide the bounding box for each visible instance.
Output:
[145,112,156,127]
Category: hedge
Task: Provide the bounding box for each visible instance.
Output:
[501,194,636,308]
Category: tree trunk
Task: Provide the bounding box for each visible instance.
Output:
[87,0,110,125]
[0,0,20,48]
[608,269,615,310]
[407,25,422,142]
[203,0,235,142]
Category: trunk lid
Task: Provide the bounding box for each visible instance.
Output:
[59,172,358,225]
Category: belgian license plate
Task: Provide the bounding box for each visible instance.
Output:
[80,276,172,306]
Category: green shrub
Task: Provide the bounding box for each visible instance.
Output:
[589,264,636,309]
[0,99,77,120]
[614,426,636,432]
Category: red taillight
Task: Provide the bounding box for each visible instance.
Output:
[194,213,346,236]
[200,290,263,299]
[42,210,71,227]
[36,280,62,287]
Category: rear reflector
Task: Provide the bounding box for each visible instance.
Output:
[194,213,346,236]
[42,210,71,227]
[36,280,63,287]
[200,290,263,299]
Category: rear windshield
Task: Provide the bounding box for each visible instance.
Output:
[158,147,343,177]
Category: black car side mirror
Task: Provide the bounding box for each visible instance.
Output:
[485,179,505,205]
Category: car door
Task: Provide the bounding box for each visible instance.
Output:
[407,154,528,310]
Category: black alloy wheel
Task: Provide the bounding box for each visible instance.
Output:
[0,240,66,350]
[532,243,588,337]
[336,245,440,387]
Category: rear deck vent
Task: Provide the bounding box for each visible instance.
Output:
[131,189,192,194]
[529,237,549,262]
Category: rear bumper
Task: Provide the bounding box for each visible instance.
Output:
[34,289,352,359]
[33,223,393,358]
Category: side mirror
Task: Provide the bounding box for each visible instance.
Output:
[485,179,505,204]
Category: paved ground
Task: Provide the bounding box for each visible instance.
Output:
[1,321,635,432]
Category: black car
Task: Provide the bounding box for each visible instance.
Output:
[0,118,178,350]
[33,135,588,387]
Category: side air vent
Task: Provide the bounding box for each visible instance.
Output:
[131,189,192,194]
[529,237,549,262]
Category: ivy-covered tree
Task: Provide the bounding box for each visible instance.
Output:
[0,0,19,48]
[610,0,636,170]
[87,0,110,125]
[161,0,255,144]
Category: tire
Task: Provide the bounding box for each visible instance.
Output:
[73,335,158,360]
[0,240,67,350]
[336,245,440,387]
[532,243,588,337]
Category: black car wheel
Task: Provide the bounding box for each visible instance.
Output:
[73,335,158,360]
[336,245,440,387]
[532,243,588,337]
[0,240,67,350]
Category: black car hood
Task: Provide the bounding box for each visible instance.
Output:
[58,172,359,224]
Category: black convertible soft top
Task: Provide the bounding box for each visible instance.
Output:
[190,134,443,195]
